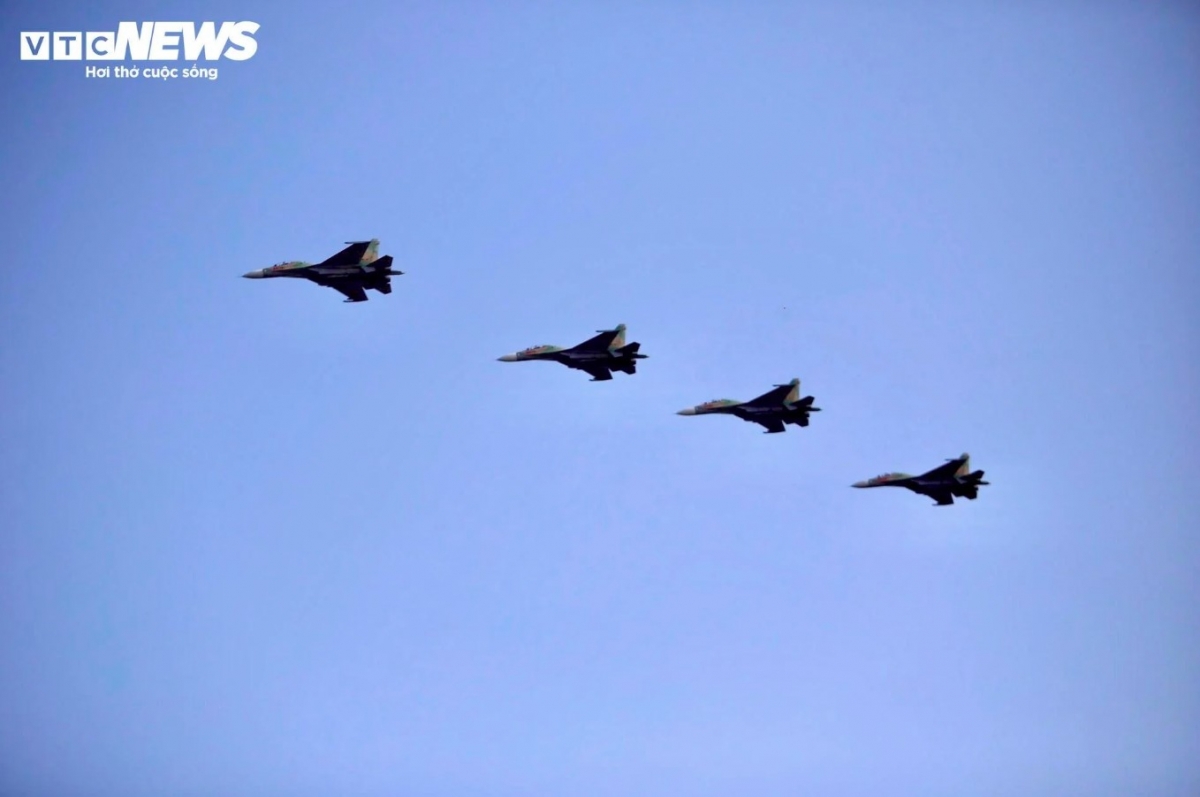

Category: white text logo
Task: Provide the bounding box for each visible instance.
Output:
[20,22,259,61]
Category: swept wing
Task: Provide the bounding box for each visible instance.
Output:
[570,328,621,353]
[928,489,955,506]
[746,383,795,407]
[319,241,372,266]
[751,417,786,434]
[579,363,614,381]
[919,455,969,481]
[331,281,368,303]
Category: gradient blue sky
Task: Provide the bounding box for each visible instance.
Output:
[2,2,1198,795]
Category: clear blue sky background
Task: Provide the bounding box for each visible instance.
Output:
[2,2,1197,794]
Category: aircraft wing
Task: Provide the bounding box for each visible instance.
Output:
[746,384,793,406]
[929,490,955,506]
[319,241,371,266]
[920,457,968,480]
[331,281,368,303]
[750,417,786,434]
[579,363,613,381]
[571,329,620,353]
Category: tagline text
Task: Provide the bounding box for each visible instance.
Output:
[85,64,218,80]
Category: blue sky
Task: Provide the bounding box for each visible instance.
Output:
[2,2,1198,794]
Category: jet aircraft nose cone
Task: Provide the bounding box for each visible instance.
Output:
[676,408,697,416]
[243,270,264,279]
[497,354,518,362]
[851,481,869,488]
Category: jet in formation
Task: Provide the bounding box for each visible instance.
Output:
[852,453,989,506]
[497,324,647,381]
[676,378,820,434]
[243,239,403,303]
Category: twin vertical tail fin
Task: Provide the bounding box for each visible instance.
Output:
[359,239,381,264]
[783,378,801,405]
[609,323,627,350]
[955,453,971,477]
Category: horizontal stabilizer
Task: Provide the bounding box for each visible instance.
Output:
[371,255,403,274]
[615,342,645,358]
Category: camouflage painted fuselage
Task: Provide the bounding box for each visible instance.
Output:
[497,324,647,381]
[853,454,989,506]
[677,379,820,434]
[243,239,403,303]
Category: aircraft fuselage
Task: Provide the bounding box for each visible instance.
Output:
[733,404,816,421]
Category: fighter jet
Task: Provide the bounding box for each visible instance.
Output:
[852,453,989,506]
[676,378,820,434]
[497,324,647,381]
[242,239,403,303]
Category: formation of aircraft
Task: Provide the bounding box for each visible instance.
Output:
[852,453,989,506]
[676,378,820,434]
[242,239,403,303]
[496,324,647,382]
[241,241,989,507]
